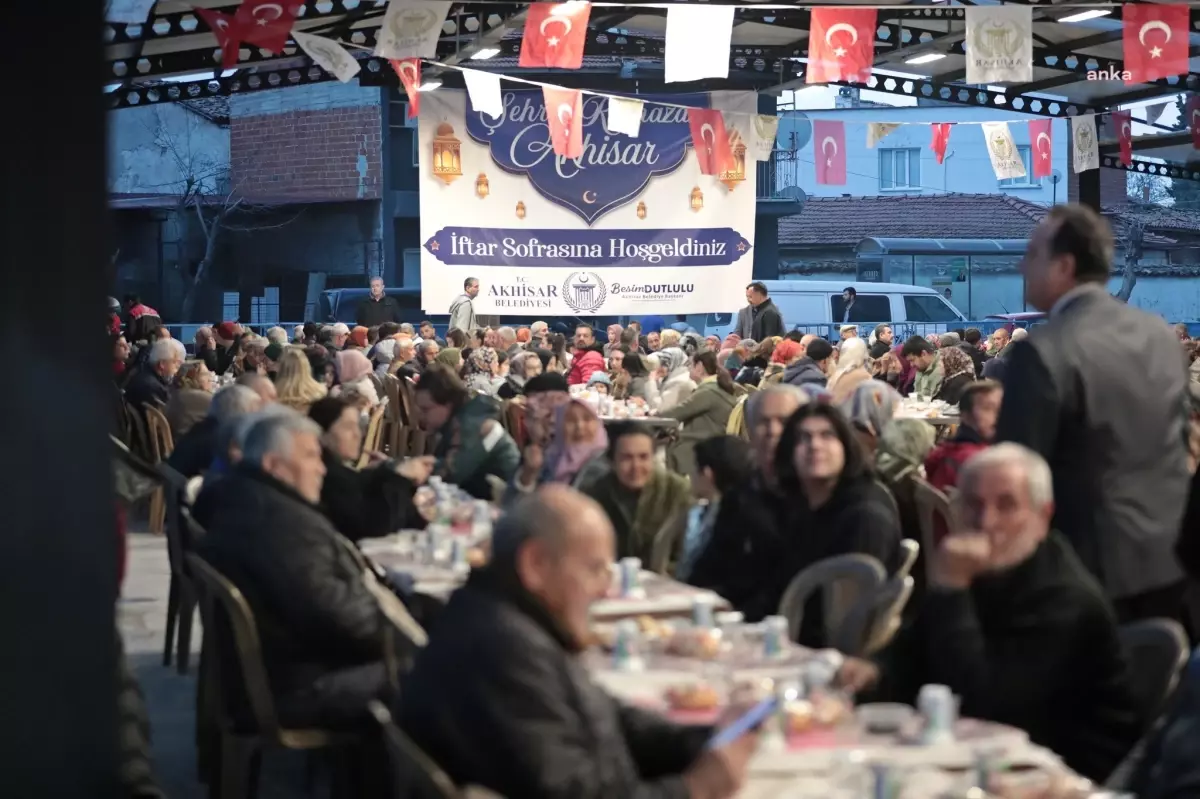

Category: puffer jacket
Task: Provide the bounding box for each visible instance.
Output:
[567,345,606,386]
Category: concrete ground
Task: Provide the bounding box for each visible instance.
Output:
[118,532,309,799]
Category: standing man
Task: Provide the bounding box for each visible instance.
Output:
[356,276,402,328]
[840,287,859,323]
[997,204,1191,628]
[449,277,479,336]
[735,281,785,341]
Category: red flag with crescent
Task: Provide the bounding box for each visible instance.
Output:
[235,0,301,53]
[391,58,422,118]
[195,7,243,69]
[520,2,591,69]
[1028,119,1053,178]
[814,120,846,185]
[930,123,952,165]
[543,87,584,159]
[1113,111,1133,166]
[686,108,733,176]
[1123,3,1189,84]
[807,7,877,85]
[1189,96,1200,150]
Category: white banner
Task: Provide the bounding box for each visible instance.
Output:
[965,5,1032,84]
[418,89,757,316]
[374,0,451,60]
[981,121,1027,180]
[1072,115,1100,173]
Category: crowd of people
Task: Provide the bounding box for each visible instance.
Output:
[109,203,1200,798]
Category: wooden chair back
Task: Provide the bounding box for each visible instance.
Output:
[357,404,388,468]
[398,378,430,456]
[381,374,406,455]
[143,405,175,463]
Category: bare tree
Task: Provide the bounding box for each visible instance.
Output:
[1114,217,1143,302]
[146,108,297,320]
[1126,171,1172,206]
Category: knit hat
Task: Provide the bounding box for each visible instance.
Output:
[587,371,612,388]
[215,322,238,341]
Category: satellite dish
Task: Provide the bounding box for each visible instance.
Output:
[1050,170,1062,185]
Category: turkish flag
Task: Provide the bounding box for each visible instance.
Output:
[807,8,877,85]
[1113,111,1133,166]
[930,123,952,165]
[1189,96,1200,149]
[543,87,584,159]
[520,1,591,69]
[235,0,301,53]
[195,7,242,69]
[1028,119,1053,178]
[391,58,422,118]
[814,120,846,185]
[687,108,734,176]
[1123,3,1189,84]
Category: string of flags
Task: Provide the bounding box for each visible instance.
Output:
[189,0,1200,183]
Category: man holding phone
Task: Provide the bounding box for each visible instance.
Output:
[399,485,760,798]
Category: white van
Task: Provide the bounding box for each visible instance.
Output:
[692,280,967,341]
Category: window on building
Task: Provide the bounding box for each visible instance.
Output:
[998,146,1039,187]
[904,294,960,323]
[879,148,921,190]
[222,292,240,323]
[830,294,892,323]
[402,248,421,286]
[250,287,280,325]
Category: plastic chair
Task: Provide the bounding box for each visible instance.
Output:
[186,553,362,799]
[911,477,952,579]
[1118,618,1190,720]
[777,553,887,653]
[158,463,198,674]
[858,576,916,657]
[894,539,920,582]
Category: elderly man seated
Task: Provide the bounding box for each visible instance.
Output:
[125,338,183,411]
[841,443,1144,782]
[193,409,423,730]
[399,486,758,799]
[167,384,263,478]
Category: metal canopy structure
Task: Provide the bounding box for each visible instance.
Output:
[857,237,1029,256]
[106,0,1200,185]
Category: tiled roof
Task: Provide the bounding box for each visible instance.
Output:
[778,193,1047,247]
[778,193,1191,248]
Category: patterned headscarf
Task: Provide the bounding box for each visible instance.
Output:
[875,418,937,484]
[525,390,571,447]
[465,346,498,376]
[335,349,373,385]
[840,380,901,438]
[658,347,687,374]
[939,346,975,383]
[435,347,463,370]
[546,398,609,483]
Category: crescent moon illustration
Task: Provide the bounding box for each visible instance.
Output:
[825,22,859,47]
[253,3,283,20]
[213,17,230,30]
[1139,20,1172,46]
[540,16,573,37]
[1036,131,1051,153]
[1121,122,1131,139]
[557,103,573,125]
[582,190,597,204]
[700,123,715,147]
[398,61,418,83]
[821,136,839,157]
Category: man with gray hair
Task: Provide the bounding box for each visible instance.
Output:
[687,383,807,619]
[168,384,263,477]
[194,407,408,731]
[265,326,289,346]
[397,322,415,337]
[841,443,1143,782]
[412,338,439,375]
[125,338,183,411]
[400,485,758,798]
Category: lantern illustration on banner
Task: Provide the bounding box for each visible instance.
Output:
[636,201,647,220]
[515,201,526,219]
[689,186,704,212]
[431,122,462,185]
[719,132,747,191]
[475,173,490,199]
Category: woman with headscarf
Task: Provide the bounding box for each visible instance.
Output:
[874,417,938,591]
[373,338,398,378]
[510,398,610,497]
[827,337,873,404]
[434,347,463,373]
[335,348,381,409]
[349,326,370,350]
[705,334,722,352]
[657,347,696,410]
[933,345,976,405]
[840,380,902,460]
[463,346,499,395]
[497,350,542,400]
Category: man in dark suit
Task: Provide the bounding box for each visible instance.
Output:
[996,203,1191,626]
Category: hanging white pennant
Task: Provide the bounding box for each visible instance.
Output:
[965,5,1033,84]
[866,123,901,149]
[106,0,157,24]
[664,5,734,84]
[1072,115,1100,174]
[462,69,503,119]
[292,31,361,83]
[753,115,780,161]
[981,122,1027,180]
[607,97,644,137]
[374,0,452,60]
